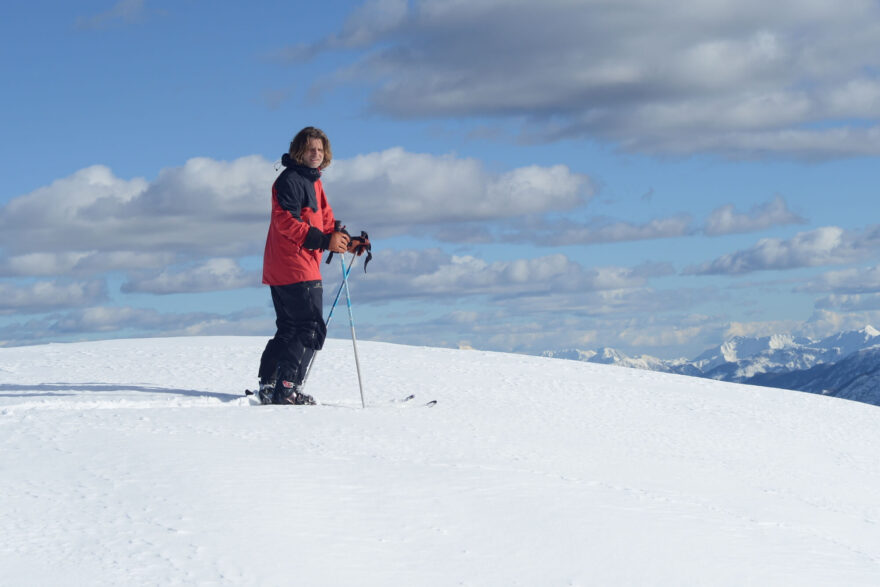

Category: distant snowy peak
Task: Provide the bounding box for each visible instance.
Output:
[544,347,698,375]
[676,326,879,380]
[590,347,629,364]
[542,348,597,362]
[543,326,880,406]
[692,333,813,372]
[746,346,880,406]
[816,325,880,358]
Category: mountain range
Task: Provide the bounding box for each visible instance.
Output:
[543,326,880,407]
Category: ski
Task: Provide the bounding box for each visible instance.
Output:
[324,394,436,408]
[244,390,435,407]
[243,388,265,406]
[391,394,437,407]
[380,394,436,407]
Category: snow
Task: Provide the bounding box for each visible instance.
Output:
[693,333,813,372]
[817,326,880,358]
[2,336,880,585]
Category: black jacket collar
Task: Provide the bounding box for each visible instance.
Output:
[281,153,322,179]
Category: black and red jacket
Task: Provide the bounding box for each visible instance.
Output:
[262,154,337,285]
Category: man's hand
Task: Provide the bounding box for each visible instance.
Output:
[328,230,350,254]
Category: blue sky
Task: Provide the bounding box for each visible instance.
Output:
[2,0,880,359]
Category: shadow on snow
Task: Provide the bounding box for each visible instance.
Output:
[0,383,240,402]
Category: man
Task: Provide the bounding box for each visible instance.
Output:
[257,126,352,405]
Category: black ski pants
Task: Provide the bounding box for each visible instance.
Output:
[258,280,326,385]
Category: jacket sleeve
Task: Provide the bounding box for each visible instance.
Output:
[274,175,328,250]
[320,188,337,235]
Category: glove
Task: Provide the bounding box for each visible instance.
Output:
[326,222,373,272]
[347,233,371,256]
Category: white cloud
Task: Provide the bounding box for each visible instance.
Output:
[53,306,163,333]
[800,308,880,340]
[522,214,695,246]
[296,0,880,158]
[326,148,591,233]
[510,286,720,319]
[814,294,880,312]
[0,152,590,279]
[487,196,802,247]
[0,252,93,277]
[799,265,880,294]
[0,251,176,278]
[685,226,869,275]
[121,259,260,295]
[357,298,726,357]
[703,195,805,236]
[3,305,271,342]
[0,165,149,255]
[0,280,107,314]
[349,249,654,302]
[725,319,804,340]
[0,157,274,264]
[618,324,708,350]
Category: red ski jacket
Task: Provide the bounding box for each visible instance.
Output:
[262,157,336,285]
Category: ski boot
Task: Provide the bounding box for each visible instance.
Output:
[257,380,276,405]
[273,380,316,406]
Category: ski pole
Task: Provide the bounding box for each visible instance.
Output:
[300,253,359,392]
[340,253,366,408]
[325,253,358,330]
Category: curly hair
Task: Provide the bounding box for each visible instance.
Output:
[288,126,333,170]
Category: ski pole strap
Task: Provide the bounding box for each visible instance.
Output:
[349,231,372,272]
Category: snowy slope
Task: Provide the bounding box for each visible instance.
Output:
[2,336,880,586]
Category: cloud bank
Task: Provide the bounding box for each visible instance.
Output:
[0,151,590,281]
[0,146,868,353]
[292,0,880,158]
[686,226,880,275]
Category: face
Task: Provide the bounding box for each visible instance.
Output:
[303,137,325,169]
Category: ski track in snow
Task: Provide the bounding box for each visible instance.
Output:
[1,336,879,585]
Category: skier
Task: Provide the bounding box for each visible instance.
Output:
[257,126,354,405]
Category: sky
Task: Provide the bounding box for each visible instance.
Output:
[2,0,880,359]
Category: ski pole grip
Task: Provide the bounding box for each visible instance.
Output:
[326,221,345,264]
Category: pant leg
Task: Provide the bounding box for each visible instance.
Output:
[258,337,281,382]
[269,280,325,387]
